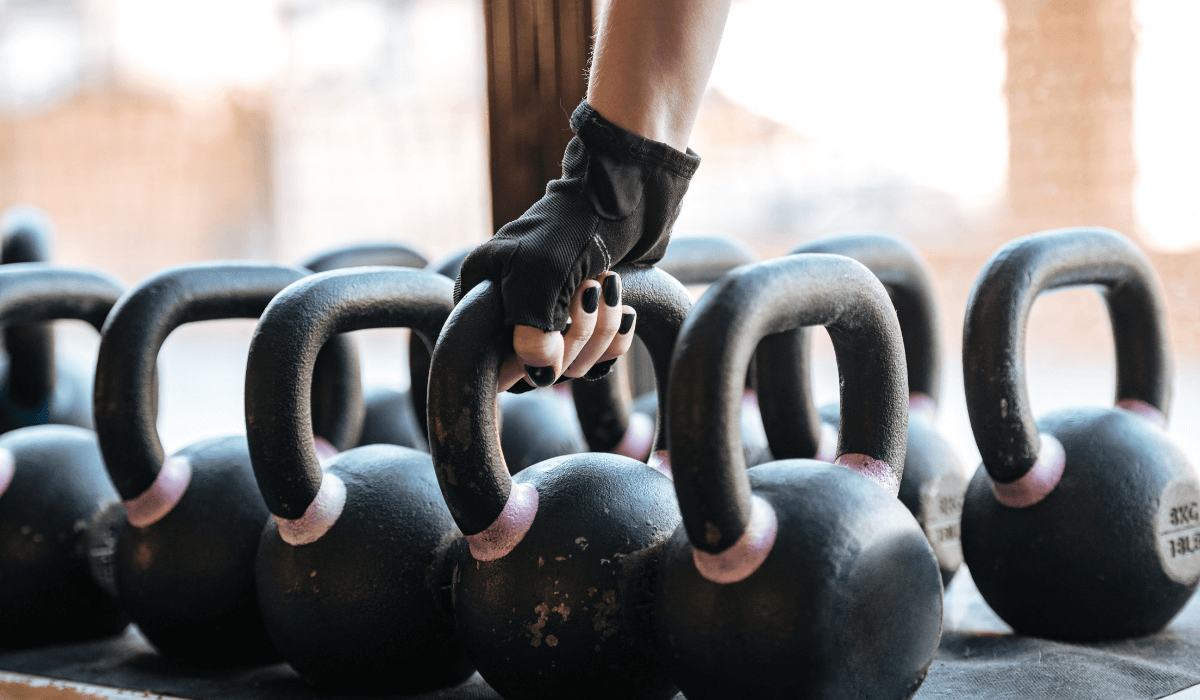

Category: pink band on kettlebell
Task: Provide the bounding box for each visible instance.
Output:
[0,448,14,501]
[815,423,838,463]
[836,453,900,496]
[648,450,672,480]
[313,435,338,465]
[274,472,347,546]
[1116,398,1167,429]
[909,392,938,421]
[125,456,192,528]
[991,433,1065,508]
[614,412,654,461]
[467,481,539,562]
[693,495,778,584]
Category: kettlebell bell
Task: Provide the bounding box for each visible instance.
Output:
[767,232,966,585]
[302,242,431,451]
[961,227,1197,640]
[0,265,127,648]
[576,234,769,465]
[428,265,689,700]
[246,266,471,693]
[655,254,942,700]
[0,207,93,432]
[92,262,363,664]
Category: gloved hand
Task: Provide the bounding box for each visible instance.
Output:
[456,101,700,390]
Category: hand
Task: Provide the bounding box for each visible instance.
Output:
[499,272,637,391]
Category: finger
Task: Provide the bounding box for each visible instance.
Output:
[564,272,622,378]
[498,353,526,392]
[513,325,564,387]
[561,280,601,371]
[596,306,636,363]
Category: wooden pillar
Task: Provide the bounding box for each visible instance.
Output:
[484,0,594,232]
[1004,0,1136,236]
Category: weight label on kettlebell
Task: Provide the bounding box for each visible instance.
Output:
[920,471,967,573]
[1156,479,1200,585]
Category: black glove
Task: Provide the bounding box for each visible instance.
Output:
[455,101,701,332]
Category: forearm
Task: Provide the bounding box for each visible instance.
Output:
[587,0,733,152]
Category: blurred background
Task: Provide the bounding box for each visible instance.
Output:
[1,0,1198,467]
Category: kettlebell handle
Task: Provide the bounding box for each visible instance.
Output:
[301,242,429,274]
[669,254,908,554]
[0,264,123,331]
[963,227,1170,483]
[244,267,455,518]
[93,262,364,501]
[428,264,692,536]
[2,215,56,407]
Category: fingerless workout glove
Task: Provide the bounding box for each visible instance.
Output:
[455,101,701,331]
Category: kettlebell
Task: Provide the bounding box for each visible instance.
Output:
[302,242,431,450]
[92,262,363,665]
[767,232,966,586]
[961,227,1197,640]
[575,234,769,465]
[433,247,587,472]
[428,265,689,700]
[0,207,93,432]
[0,265,127,648]
[246,266,472,693]
[655,254,942,700]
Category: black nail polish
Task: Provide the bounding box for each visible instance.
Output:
[584,358,617,381]
[582,287,600,314]
[618,312,634,335]
[525,365,556,387]
[602,275,621,307]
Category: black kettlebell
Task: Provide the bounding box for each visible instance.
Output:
[575,234,769,465]
[961,227,1196,640]
[0,207,93,432]
[433,247,587,472]
[428,265,689,700]
[92,262,363,665]
[0,265,128,648]
[246,266,472,693]
[767,232,966,586]
[302,242,431,451]
[655,254,942,700]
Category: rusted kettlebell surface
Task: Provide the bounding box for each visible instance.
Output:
[961,227,1198,641]
[656,254,942,700]
[428,265,689,700]
[0,265,128,648]
[0,208,93,433]
[573,234,769,466]
[762,232,966,586]
[301,241,432,451]
[92,262,363,665]
[246,266,472,694]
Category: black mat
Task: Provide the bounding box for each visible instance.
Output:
[4,567,1200,699]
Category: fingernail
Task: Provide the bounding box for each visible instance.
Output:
[584,358,617,380]
[602,275,621,307]
[582,287,600,314]
[524,365,556,387]
[618,312,634,335]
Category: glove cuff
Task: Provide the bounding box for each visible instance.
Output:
[570,102,701,180]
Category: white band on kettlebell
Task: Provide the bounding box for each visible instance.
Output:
[909,392,938,421]
[815,423,838,463]
[991,433,1065,508]
[275,472,347,546]
[693,494,778,584]
[467,481,538,562]
[0,448,14,501]
[614,412,654,461]
[648,450,672,480]
[313,435,339,466]
[836,453,900,496]
[1116,398,1167,429]
[125,456,192,528]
